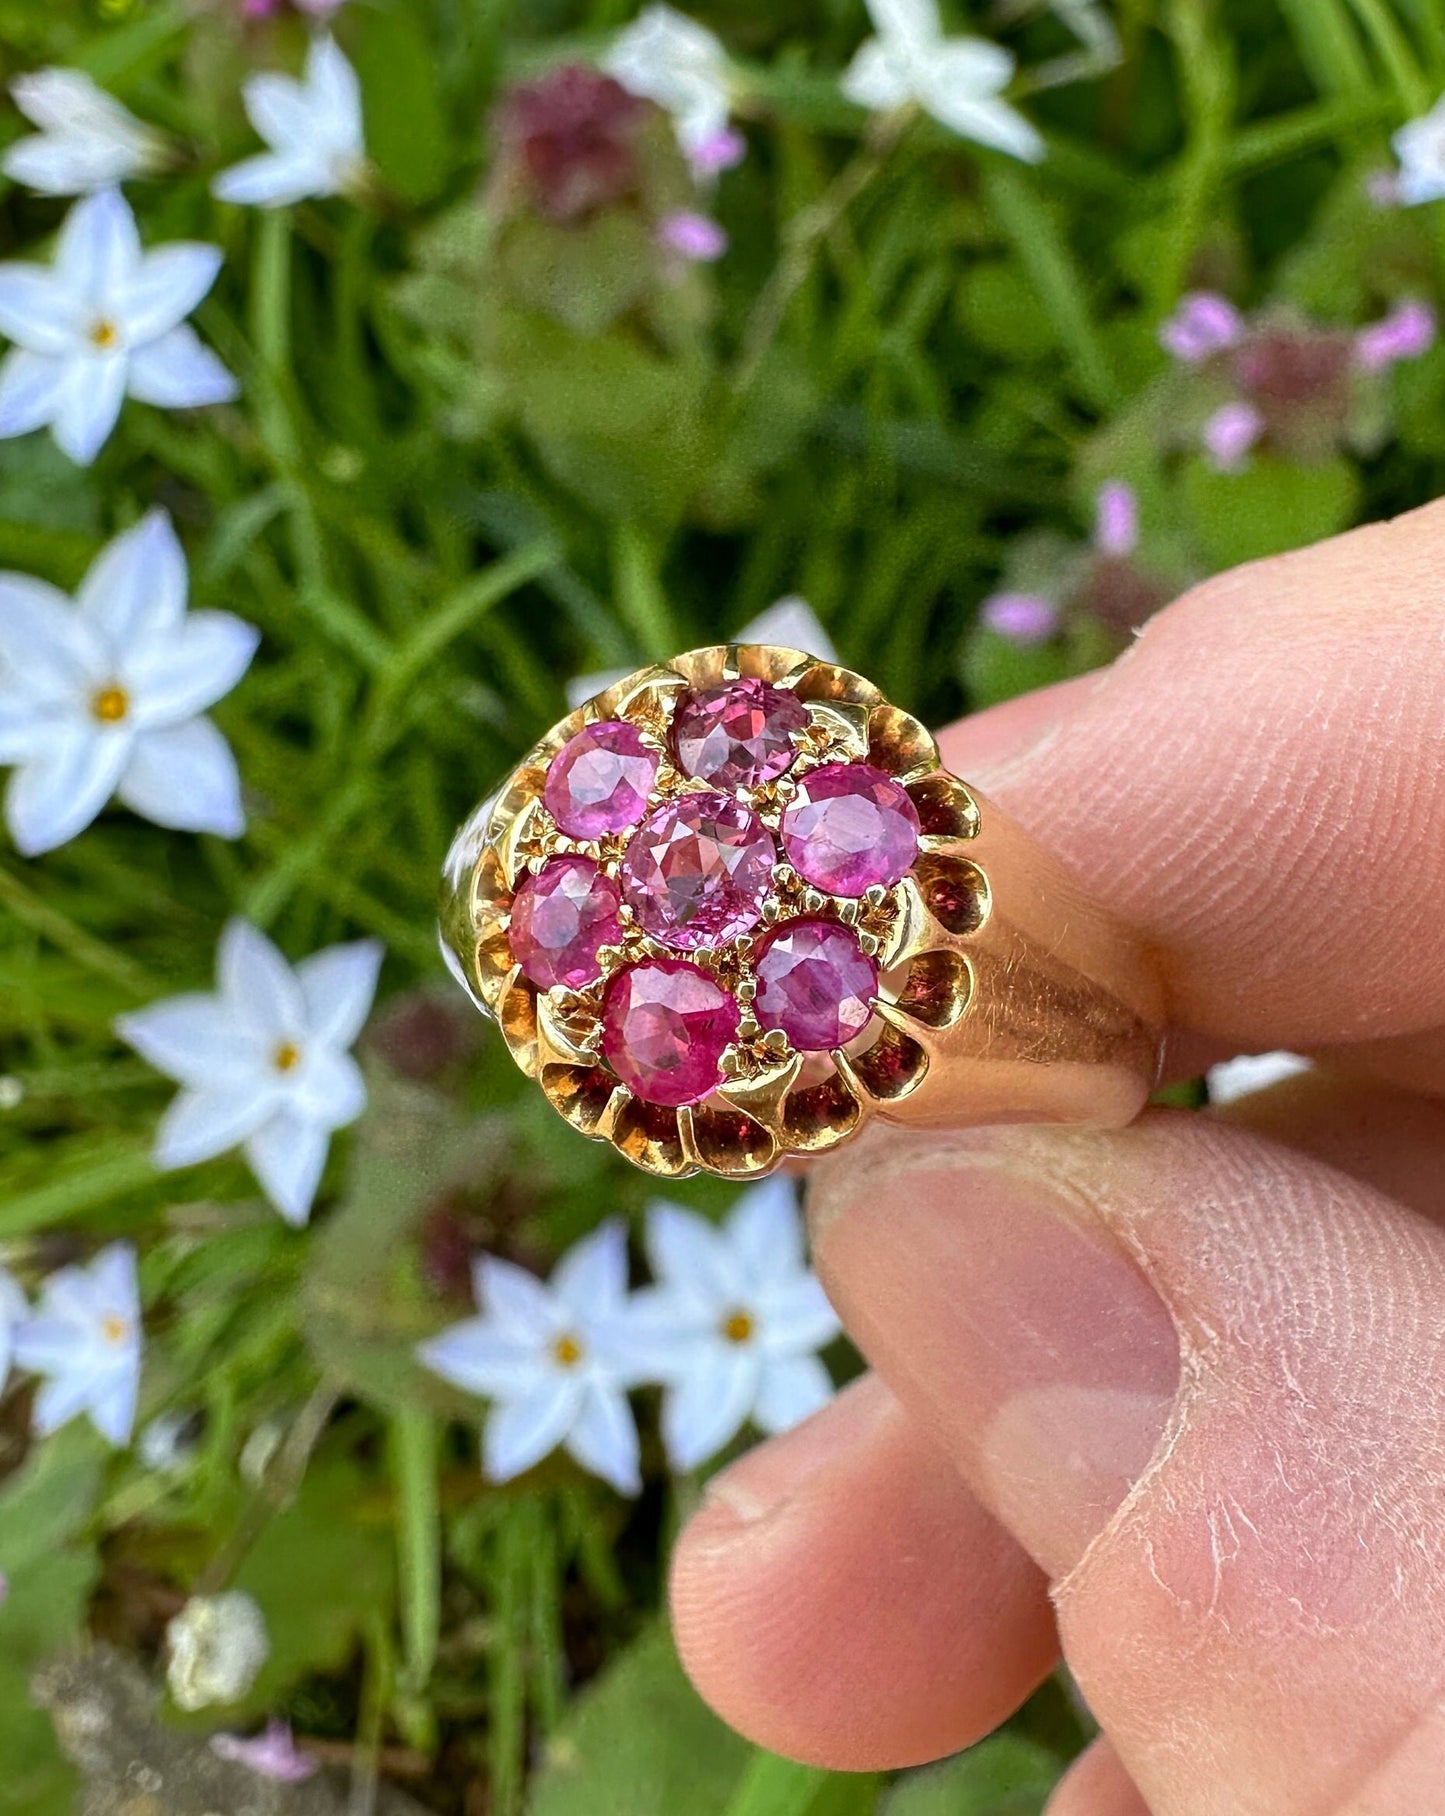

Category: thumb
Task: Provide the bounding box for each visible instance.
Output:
[809,1114,1445,1816]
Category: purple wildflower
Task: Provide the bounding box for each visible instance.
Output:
[1160,291,1244,364]
[492,65,649,221]
[980,592,1060,646]
[657,209,727,261]
[1355,299,1437,372]
[1201,400,1264,472]
[1094,481,1139,559]
[211,1721,319,1784]
[689,126,746,177]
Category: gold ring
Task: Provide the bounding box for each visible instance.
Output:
[439,644,1164,1180]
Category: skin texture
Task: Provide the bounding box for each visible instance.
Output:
[670,501,1445,1812]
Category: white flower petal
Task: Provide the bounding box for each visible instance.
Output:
[87,1361,140,1446]
[865,0,943,51]
[475,1255,558,1341]
[0,348,70,441]
[0,684,67,764]
[5,724,129,854]
[214,149,336,209]
[126,324,238,409]
[727,1177,804,1282]
[554,1220,630,1317]
[54,187,141,300]
[565,1384,641,1494]
[605,4,731,153]
[242,71,322,154]
[0,265,84,354]
[645,1201,741,1304]
[116,992,255,1090]
[0,1266,28,1331]
[923,86,1044,161]
[115,243,224,344]
[218,918,307,1039]
[841,39,913,112]
[244,1111,331,1225]
[53,351,128,466]
[91,1241,141,1321]
[124,612,259,725]
[296,940,384,1048]
[661,1343,759,1470]
[12,1313,76,1377]
[1206,1050,1312,1106]
[758,1273,842,1354]
[418,1319,542,1399]
[13,69,130,134]
[604,1283,710,1379]
[117,717,247,838]
[752,1353,833,1435]
[927,33,1015,93]
[155,1083,276,1170]
[483,1378,580,1483]
[0,571,101,692]
[306,36,365,155]
[3,132,138,199]
[31,1367,100,1437]
[289,1046,366,1129]
[735,596,836,664]
[77,509,189,643]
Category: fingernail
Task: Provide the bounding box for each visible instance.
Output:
[701,1376,892,1529]
[811,1141,1180,1577]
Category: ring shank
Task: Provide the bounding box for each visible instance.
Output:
[880,791,1165,1131]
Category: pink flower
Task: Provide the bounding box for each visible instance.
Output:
[689,126,746,177]
[1201,400,1264,472]
[210,1721,318,1783]
[980,592,1060,646]
[1094,481,1139,559]
[1355,299,1437,372]
[241,0,345,15]
[1160,291,1244,364]
[657,209,727,261]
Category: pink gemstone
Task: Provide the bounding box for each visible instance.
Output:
[601,959,740,1106]
[544,721,658,839]
[781,763,921,896]
[753,919,878,1052]
[509,857,623,991]
[621,791,776,949]
[671,679,807,790]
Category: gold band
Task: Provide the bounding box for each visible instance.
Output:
[439,645,1164,1181]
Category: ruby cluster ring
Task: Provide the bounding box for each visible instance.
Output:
[440,644,1165,1180]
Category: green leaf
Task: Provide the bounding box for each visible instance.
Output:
[528,1627,751,1816]
[1180,454,1362,569]
[0,1660,78,1816]
[350,5,450,204]
[882,1735,1061,1816]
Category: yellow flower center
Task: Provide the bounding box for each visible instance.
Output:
[721,1310,756,1345]
[91,685,130,724]
[101,1315,130,1346]
[273,1041,302,1074]
[89,317,122,351]
[552,1333,584,1369]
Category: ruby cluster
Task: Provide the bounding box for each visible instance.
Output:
[507,677,922,1108]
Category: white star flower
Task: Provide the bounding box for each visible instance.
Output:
[12,1244,143,1447]
[213,36,368,209]
[419,1221,645,1495]
[4,68,170,197]
[116,919,384,1227]
[842,0,1044,163]
[604,4,734,164]
[0,511,259,856]
[0,188,236,466]
[626,1178,841,1472]
[1392,94,1445,206]
[0,1266,27,1395]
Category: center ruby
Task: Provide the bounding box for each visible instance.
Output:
[601,958,740,1106]
[621,791,776,949]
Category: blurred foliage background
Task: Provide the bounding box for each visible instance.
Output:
[1,0,1444,1810]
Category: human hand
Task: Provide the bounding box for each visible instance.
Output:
[668,503,1445,1814]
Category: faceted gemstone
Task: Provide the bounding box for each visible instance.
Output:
[781,762,921,896]
[601,959,740,1107]
[672,678,807,790]
[753,919,878,1052]
[544,720,658,839]
[509,857,623,991]
[621,791,776,950]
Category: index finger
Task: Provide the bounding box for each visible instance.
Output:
[938,500,1445,1050]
